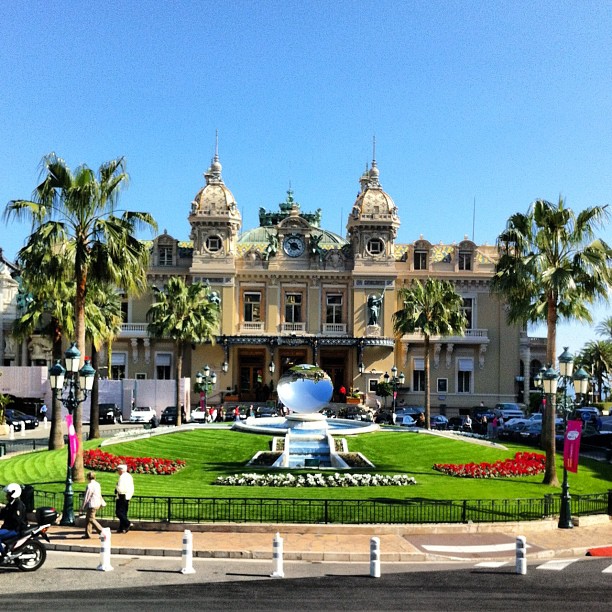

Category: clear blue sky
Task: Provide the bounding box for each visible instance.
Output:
[1,0,611,355]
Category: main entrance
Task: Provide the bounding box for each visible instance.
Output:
[238,351,266,401]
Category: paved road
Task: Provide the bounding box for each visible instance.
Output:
[1,551,611,611]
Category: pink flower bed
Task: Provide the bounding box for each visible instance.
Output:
[433,452,546,478]
[84,449,185,475]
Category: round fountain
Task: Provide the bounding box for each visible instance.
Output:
[232,364,378,468]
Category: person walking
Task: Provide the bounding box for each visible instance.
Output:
[115,464,134,533]
[39,403,48,420]
[80,471,105,539]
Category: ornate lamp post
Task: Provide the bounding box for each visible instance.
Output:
[195,365,217,413]
[384,365,405,415]
[557,347,575,529]
[49,342,96,526]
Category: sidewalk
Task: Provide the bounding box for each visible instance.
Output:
[46,514,612,562]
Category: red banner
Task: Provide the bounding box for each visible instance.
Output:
[563,420,582,473]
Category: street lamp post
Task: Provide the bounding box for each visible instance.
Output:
[48,342,96,527]
[384,365,405,415]
[195,365,217,413]
[533,366,546,412]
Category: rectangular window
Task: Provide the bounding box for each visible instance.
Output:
[156,353,172,380]
[414,251,427,270]
[413,358,425,392]
[111,352,127,380]
[437,378,448,393]
[458,251,472,271]
[462,298,474,329]
[326,294,343,324]
[285,293,302,323]
[120,299,128,323]
[458,358,473,393]
[244,292,261,322]
[159,246,173,267]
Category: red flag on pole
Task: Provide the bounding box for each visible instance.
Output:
[563,420,582,473]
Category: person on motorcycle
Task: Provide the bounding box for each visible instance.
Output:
[0,483,28,555]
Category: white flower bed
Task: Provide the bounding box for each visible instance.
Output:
[214,472,417,487]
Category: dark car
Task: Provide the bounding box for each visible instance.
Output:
[160,406,178,425]
[255,406,278,418]
[98,403,123,424]
[5,408,39,431]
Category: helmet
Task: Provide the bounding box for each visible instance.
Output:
[3,483,22,499]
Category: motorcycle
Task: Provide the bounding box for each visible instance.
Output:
[0,507,58,572]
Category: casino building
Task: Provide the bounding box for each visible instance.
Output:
[2,148,541,411]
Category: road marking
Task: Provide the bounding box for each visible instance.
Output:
[536,559,579,571]
[602,563,612,574]
[475,561,508,568]
[422,543,521,554]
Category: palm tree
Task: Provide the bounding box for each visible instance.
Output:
[147,276,220,426]
[595,316,612,340]
[85,284,123,440]
[579,340,612,403]
[11,272,75,450]
[492,197,612,486]
[5,152,157,480]
[392,278,467,430]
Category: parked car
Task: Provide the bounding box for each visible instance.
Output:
[398,414,416,427]
[573,407,600,423]
[448,416,471,432]
[494,403,525,420]
[190,406,208,423]
[256,406,278,418]
[160,406,178,425]
[130,406,158,425]
[98,403,123,424]
[4,408,39,431]
[430,415,449,430]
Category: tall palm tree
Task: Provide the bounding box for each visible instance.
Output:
[4,152,157,481]
[12,272,75,450]
[147,276,220,426]
[85,284,123,440]
[392,278,467,430]
[492,197,612,486]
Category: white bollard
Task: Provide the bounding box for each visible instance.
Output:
[43,416,48,429]
[9,424,14,440]
[271,532,284,578]
[180,529,196,574]
[516,536,527,575]
[97,527,114,571]
[20,423,26,437]
[370,536,381,578]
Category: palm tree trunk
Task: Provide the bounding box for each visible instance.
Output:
[542,293,559,486]
[176,340,183,427]
[73,260,87,483]
[89,345,100,440]
[49,322,65,451]
[424,335,431,430]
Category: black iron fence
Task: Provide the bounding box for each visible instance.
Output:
[27,488,612,525]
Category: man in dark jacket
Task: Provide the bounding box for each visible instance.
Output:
[0,483,28,555]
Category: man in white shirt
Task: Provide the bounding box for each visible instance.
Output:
[115,464,134,533]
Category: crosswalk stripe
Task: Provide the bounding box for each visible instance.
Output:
[602,563,612,574]
[537,559,579,571]
[475,561,508,568]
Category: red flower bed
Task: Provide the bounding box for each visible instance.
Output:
[84,449,186,475]
[433,452,546,479]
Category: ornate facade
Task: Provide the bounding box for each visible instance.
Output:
[1,150,544,410]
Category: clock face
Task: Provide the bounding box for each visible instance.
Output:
[283,234,305,257]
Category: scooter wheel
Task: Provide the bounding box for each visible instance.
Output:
[16,540,47,571]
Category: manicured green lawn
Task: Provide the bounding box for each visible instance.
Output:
[1,429,610,501]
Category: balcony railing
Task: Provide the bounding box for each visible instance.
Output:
[401,328,489,343]
[281,322,306,333]
[119,323,148,337]
[322,323,347,334]
[240,321,265,333]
